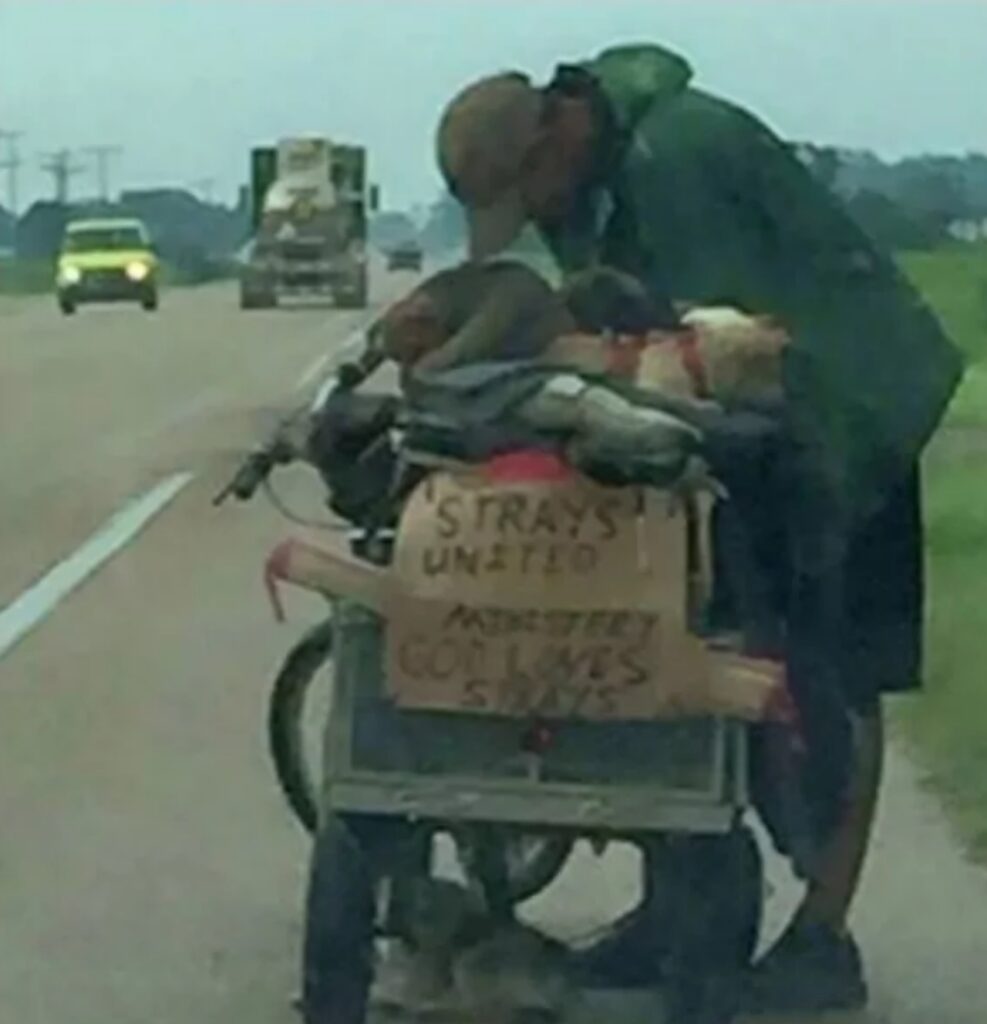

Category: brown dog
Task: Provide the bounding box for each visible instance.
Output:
[379,261,788,405]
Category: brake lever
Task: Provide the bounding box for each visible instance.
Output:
[212,465,256,507]
[212,450,272,507]
[212,481,236,508]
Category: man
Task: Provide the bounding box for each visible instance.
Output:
[435,44,963,1013]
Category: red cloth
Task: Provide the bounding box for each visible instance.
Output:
[482,450,575,483]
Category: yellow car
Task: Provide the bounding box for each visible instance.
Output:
[56,218,160,315]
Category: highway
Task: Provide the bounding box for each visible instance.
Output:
[2,278,987,1024]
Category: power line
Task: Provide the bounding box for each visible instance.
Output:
[85,145,123,202]
[39,149,86,204]
[0,129,24,216]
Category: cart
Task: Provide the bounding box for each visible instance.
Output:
[218,387,781,1024]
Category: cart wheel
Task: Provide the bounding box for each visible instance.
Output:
[302,813,376,1024]
[269,622,571,906]
[502,833,574,902]
[663,825,762,1024]
[453,829,574,906]
[268,619,335,834]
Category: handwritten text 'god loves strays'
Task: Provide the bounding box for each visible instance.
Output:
[394,604,662,717]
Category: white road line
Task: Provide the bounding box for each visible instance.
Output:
[0,472,194,661]
[300,318,380,413]
[312,370,341,413]
[294,313,379,392]
[295,348,337,390]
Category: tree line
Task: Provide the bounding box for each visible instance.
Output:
[396,147,987,257]
[3,146,983,267]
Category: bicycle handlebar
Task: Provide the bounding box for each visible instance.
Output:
[213,437,295,506]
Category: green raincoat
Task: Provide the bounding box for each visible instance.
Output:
[546,44,963,525]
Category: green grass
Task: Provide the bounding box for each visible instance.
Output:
[941,366,987,429]
[895,242,987,855]
[0,259,54,295]
[900,244,987,428]
[900,243,987,365]
[899,454,987,855]
[900,242,987,430]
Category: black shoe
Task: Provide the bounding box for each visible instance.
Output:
[569,905,667,989]
[740,920,868,1014]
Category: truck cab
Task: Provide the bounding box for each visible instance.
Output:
[240,138,374,311]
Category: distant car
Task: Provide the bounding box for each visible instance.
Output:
[55,217,160,315]
[386,239,423,272]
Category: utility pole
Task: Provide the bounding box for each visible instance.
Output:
[85,145,123,203]
[0,129,23,217]
[39,149,86,204]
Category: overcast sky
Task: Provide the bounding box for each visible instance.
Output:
[2,0,986,211]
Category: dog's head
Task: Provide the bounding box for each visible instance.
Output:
[680,307,790,403]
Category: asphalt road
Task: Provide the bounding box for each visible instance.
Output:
[2,280,987,1024]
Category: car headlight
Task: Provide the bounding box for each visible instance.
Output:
[59,265,82,285]
[125,261,150,282]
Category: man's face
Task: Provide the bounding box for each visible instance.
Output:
[519,95,597,224]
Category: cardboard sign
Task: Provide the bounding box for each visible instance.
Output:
[385,470,717,720]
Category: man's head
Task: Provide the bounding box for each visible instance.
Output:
[436,66,608,255]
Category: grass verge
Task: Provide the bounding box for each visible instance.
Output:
[896,242,987,855]
[900,454,987,856]
[900,244,987,365]
[0,259,53,295]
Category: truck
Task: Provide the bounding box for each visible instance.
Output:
[239,137,375,310]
